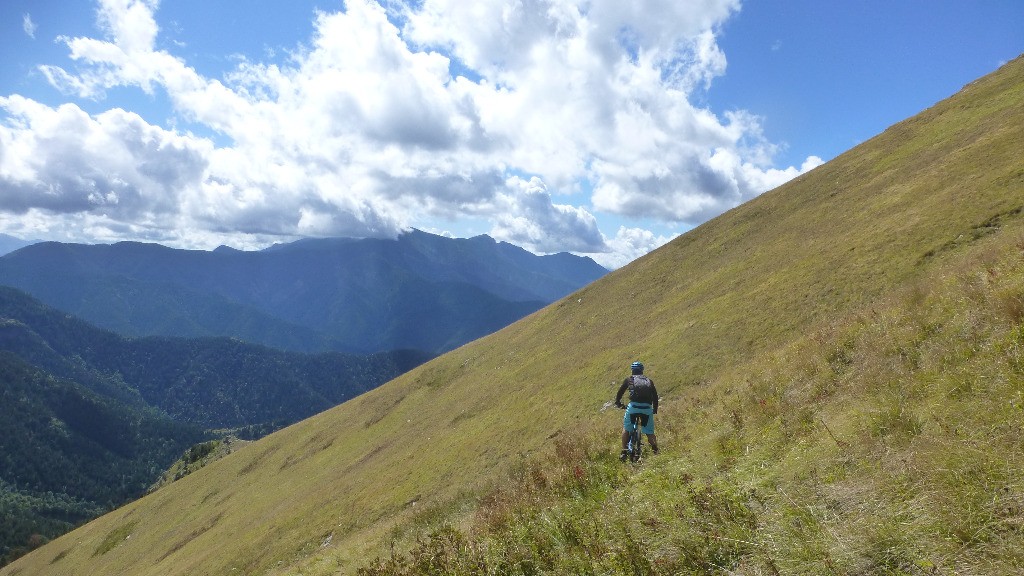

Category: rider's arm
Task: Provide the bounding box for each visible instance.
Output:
[615,378,630,405]
[651,381,659,414]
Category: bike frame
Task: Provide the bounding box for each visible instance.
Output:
[627,412,644,463]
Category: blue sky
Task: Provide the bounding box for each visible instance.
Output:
[1,0,1021,268]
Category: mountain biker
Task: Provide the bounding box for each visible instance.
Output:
[615,361,660,461]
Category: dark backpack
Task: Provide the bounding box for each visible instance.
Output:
[629,375,655,403]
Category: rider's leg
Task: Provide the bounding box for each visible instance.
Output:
[621,408,634,459]
[646,433,659,453]
[620,428,632,460]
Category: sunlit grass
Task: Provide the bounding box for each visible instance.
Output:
[357,227,1024,575]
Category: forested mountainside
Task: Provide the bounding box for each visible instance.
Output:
[0,286,428,565]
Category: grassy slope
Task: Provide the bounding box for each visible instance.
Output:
[358,224,1024,574]
[3,56,1022,576]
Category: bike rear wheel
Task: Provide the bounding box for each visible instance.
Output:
[629,415,643,463]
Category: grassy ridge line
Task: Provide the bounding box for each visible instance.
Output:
[355,223,1024,574]
[3,56,1022,576]
[619,52,1023,385]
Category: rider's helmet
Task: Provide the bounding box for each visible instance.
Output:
[630,361,644,374]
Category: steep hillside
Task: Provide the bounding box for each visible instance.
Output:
[0,230,607,354]
[4,56,1021,576]
[357,225,1024,574]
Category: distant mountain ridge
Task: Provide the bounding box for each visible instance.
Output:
[0,234,36,256]
[0,230,607,354]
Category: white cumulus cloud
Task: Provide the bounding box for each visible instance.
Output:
[0,0,821,266]
[595,226,678,269]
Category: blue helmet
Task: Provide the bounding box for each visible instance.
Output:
[630,361,644,374]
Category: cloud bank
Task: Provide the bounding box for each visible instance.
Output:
[0,0,821,267]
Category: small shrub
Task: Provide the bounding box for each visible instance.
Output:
[869,401,923,440]
[357,526,484,576]
[93,520,138,557]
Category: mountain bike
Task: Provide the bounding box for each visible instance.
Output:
[622,408,646,463]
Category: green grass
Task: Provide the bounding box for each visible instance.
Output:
[357,227,1024,575]
[2,55,1023,576]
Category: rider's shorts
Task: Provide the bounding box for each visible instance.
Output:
[623,402,655,435]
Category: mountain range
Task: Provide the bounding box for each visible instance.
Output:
[2,55,1022,575]
[0,229,608,355]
